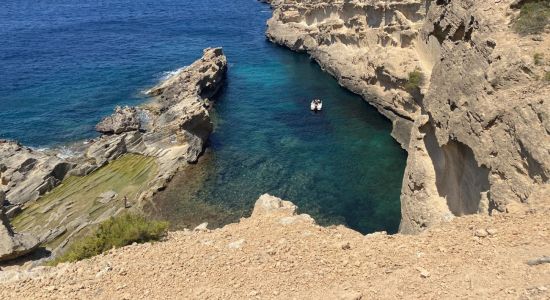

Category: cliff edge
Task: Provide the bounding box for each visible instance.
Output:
[1,194,548,299]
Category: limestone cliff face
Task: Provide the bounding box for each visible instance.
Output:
[266,0,550,233]
[267,0,429,148]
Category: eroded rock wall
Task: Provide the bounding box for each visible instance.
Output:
[266,0,550,233]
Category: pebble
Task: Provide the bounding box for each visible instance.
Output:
[338,291,363,300]
[340,242,351,250]
[228,239,246,249]
[194,223,209,232]
[416,267,430,278]
[475,229,489,238]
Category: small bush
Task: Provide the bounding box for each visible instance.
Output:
[513,1,550,35]
[534,53,545,65]
[544,71,550,82]
[405,68,424,92]
[50,214,168,265]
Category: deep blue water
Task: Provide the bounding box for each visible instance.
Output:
[1,0,406,233]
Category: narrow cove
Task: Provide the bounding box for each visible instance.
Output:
[148,47,407,234]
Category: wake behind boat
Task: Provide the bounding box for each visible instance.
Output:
[310,99,323,111]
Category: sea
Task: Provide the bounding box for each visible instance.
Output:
[0,0,406,233]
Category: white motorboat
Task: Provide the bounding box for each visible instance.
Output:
[310,99,323,111]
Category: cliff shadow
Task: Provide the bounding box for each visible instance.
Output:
[423,123,490,216]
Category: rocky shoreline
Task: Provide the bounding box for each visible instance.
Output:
[263,0,549,233]
[0,48,227,262]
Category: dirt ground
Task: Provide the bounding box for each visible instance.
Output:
[0,194,549,299]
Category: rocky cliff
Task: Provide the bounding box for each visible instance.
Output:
[0,48,227,261]
[265,0,550,233]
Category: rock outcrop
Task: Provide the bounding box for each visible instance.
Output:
[95,106,141,135]
[265,0,550,233]
[0,140,76,206]
[84,47,227,175]
[1,47,226,209]
[0,209,39,262]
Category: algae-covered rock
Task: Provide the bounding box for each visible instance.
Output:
[11,154,157,257]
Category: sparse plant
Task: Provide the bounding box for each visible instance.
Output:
[48,213,168,265]
[405,68,424,92]
[513,0,550,35]
[544,71,550,82]
[534,53,545,66]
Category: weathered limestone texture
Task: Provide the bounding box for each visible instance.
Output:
[266,0,550,233]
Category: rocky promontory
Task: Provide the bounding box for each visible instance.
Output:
[265,0,549,233]
[0,48,227,261]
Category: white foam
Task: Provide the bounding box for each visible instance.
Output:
[56,146,78,159]
[159,66,186,81]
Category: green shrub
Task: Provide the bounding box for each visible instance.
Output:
[405,68,424,92]
[534,53,545,65]
[545,71,550,82]
[49,213,168,265]
[513,1,550,35]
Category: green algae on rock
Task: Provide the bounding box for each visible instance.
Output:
[11,154,157,257]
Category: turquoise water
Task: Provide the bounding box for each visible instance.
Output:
[1,0,406,233]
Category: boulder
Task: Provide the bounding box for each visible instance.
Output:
[252,194,315,225]
[96,106,140,135]
[194,222,209,232]
[252,194,297,216]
